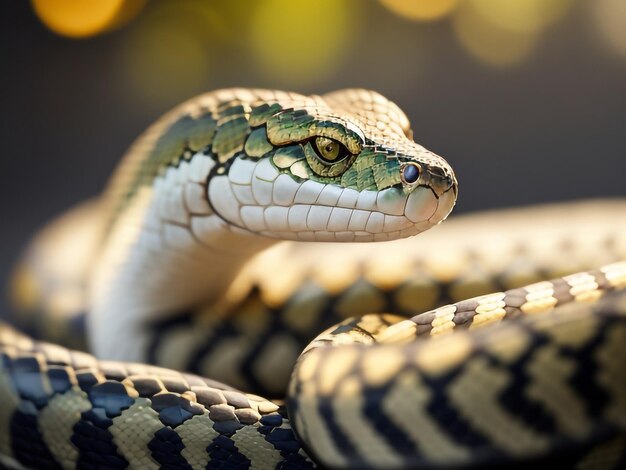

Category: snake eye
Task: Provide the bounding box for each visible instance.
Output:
[401,162,421,184]
[313,137,350,164]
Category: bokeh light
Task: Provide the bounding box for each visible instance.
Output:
[121,1,213,110]
[592,0,626,58]
[379,0,459,22]
[249,0,358,86]
[467,0,572,34]
[31,0,146,38]
[453,1,539,67]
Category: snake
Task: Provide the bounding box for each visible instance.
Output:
[0,88,625,469]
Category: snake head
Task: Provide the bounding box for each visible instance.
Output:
[208,89,457,242]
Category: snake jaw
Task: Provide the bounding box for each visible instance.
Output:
[207,154,456,243]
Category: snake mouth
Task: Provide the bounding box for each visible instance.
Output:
[240,185,451,242]
[208,155,456,243]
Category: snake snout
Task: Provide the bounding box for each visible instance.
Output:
[426,165,457,198]
[399,155,456,199]
[401,167,457,227]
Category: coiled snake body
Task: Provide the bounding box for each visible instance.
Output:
[1,88,625,469]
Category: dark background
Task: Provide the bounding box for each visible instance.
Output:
[1,0,625,313]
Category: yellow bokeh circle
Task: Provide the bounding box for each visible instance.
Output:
[379,0,459,21]
[31,0,146,38]
[453,1,538,67]
[592,0,626,57]
[467,0,573,34]
[249,0,357,85]
[120,1,213,109]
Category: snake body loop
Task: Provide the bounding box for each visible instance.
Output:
[1,88,625,469]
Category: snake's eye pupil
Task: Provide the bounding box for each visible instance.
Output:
[313,136,348,163]
[402,163,420,184]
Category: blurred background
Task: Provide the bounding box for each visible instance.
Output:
[1,0,625,313]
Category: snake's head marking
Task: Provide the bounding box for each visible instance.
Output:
[207,89,457,242]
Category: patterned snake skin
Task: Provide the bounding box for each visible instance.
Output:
[1,88,625,469]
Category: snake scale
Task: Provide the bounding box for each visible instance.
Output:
[1,88,625,469]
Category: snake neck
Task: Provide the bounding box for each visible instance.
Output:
[88,173,276,361]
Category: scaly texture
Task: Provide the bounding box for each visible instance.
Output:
[2,88,625,469]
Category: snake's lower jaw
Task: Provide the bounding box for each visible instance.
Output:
[209,184,456,243]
